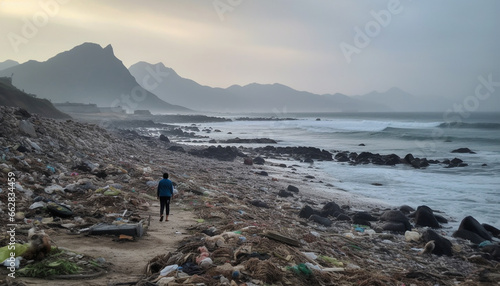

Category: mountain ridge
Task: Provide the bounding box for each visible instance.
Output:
[0,43,190,113]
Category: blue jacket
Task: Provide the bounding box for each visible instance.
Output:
[157,178,173,197]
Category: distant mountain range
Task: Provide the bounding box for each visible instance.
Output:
[0,77,70,119]
[0,42,463,114]
[0,43,189,113]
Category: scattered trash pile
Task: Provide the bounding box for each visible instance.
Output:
[127,180,500,285]
[0,106,171,279]
[1,105,499,285]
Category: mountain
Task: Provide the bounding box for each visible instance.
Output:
[0,77,70,119]
[0,60,19,71]
[129,62,387,112]
[0,43,189,113]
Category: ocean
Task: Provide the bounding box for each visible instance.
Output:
[164,112,500,229]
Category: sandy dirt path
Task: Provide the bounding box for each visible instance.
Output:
[19,202,196,286]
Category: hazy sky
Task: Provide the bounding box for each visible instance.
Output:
[1,0,499,99]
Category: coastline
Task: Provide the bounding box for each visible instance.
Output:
[0,107,499,285]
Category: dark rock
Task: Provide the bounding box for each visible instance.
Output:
[168,145,185,152]
[482,224,500,238]
[221,138,277,144]
[256,171,268,176]
[453,229,487,244]
[334,153,350,162]
[414,205,441,228]
[14,108,31,119]
[404,153,415,164]
[335,214,351,221]
[381,222,408,232]
[208,139,217,143]
[399,205,415,214]
[434,214,448,224]
[253,157,265,165]
[353,212,378,221]
[422,229,453,256]
[383,154,402,165]
[243,158,253,165]
[380,210,412,231]
[320,201,341,217]
[254,146,333,161]
[358,143,365,146]
[159,134,170,142]
[452,148,476,154]
[16,145,29,153]
[458,216,493,241]
[305,175,315,179]
[278,189,293,198]
[299,205,317,219]
[287,185,299,193]
[309,214,332,227]
[189,145,245,161]
[250,200,269,208]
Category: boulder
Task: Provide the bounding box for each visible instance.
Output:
[399,205,415,214]
[299,205,317,219]
[381,222,407,232]
[452,148,476,154]
[287,185,299,193]
[243,158,253,165]
[159,134,170,142]
[253,157,265,165]
[380,210,412,231]
[482,224,500,238]
[256,171,268,176]
[278,189,293,198]
[189,145,245,161]
[422,229,453,256]
[458,216,493,241]
[168,145,185,152]
[353,211,378,221]
[320,201,341,217]
[414,205,441,228]
[335,214,351,221]
[334,153,350,162]
[309,214,332,227]
[453,229,487,244]
[250,200,269,208]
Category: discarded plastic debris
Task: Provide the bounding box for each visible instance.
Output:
[405,230,421,242]
[46,202,73,218]
[88,221,144,237]
[159,264,178,276]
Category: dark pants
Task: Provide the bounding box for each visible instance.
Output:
[159,196,171,216]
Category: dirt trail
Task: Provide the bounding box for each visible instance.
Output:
[19,202,196,286]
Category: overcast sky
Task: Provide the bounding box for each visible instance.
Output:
[1,0,499,99]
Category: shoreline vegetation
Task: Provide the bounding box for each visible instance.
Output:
[0,106,499,285]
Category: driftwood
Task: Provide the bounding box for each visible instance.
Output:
[263,231,301,247]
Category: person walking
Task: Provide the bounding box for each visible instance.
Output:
[157,172,173,222]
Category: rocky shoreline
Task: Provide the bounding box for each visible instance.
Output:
[0,106,499,285]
